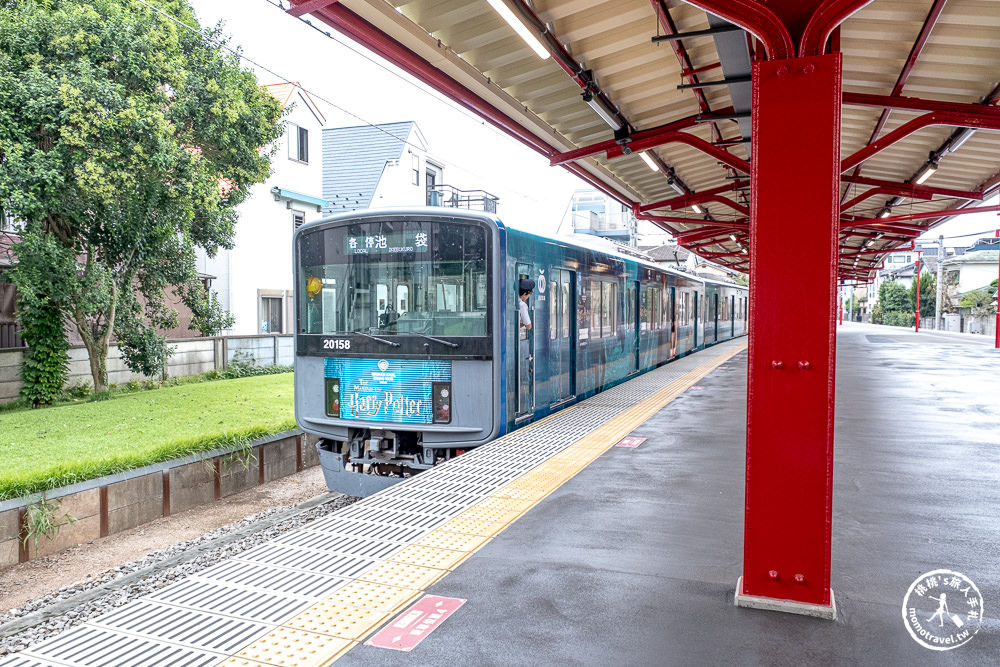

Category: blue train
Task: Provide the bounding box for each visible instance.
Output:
[293,208,748,495]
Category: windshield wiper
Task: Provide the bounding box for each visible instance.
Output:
[409,332,459,348]
[353,330,400,347]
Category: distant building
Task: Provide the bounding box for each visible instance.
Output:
[322,121,444,214]
[197,82,328,336]
[566,189,636,245]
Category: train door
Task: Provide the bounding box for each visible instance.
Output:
[731,294,736,337]
[515,263,534,420]
[627,280,639,374]
[549,268,575,403]
[693,292,699,348]
[713,293,719,342]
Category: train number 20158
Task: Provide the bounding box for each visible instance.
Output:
[323,339,351,350]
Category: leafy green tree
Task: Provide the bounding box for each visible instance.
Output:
[878,281,909,313]
[959,288,996,318]
[1,0,283,393]
[907,271,936,319]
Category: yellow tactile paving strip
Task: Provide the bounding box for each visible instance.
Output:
[216,342,746,666]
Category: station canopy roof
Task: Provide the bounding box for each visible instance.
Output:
[287,0,1000,280]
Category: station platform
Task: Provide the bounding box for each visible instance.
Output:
[3,323,998,666]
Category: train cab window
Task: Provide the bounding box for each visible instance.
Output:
[297,218,490,337]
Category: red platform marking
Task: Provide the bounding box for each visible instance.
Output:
[615,436,647,448]
[365,595,465,652]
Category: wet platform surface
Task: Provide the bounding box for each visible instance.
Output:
[4,323,999,666]
[338,323,1000,666]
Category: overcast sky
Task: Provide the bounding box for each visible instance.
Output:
[185,0,591,234]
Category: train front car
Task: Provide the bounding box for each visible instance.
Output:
[293,209,502,497]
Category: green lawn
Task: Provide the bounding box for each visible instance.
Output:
[0,374,297,501]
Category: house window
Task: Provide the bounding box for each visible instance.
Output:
[411,154,420,185]
[288,123,309,163]
[292,209,305,230]
[261,296,283,333]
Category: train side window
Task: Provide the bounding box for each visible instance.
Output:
[550,278,558,341]
[562,281,570,339]
[590,280,602,336]
[601,282,613,337]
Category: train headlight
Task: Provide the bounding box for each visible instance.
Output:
[433,382,452,424]
[325,377,340,417]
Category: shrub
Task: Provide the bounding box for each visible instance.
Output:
[883,310,915,328]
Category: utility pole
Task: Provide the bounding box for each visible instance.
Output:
[935,235,944,331]
[915,249,923,332]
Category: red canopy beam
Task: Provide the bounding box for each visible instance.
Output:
[843,92,1000,119]
[799,0,873,57]
[548,113,715,166]
[681,0,794,60]
[841,111,1000,172]
[841,204,1000,231]
[840,175,983,201]
[840,186,932,213]
[639,181,750,212]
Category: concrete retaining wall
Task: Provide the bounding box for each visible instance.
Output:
[0,430,320,569]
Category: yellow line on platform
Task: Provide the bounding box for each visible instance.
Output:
[218,342,746,666]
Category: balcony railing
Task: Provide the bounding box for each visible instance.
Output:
[427,185,499,214]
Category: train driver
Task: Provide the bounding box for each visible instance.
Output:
[518,278,535,331]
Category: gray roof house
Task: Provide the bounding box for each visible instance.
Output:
[322,121,441,214]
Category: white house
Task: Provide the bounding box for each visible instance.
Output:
[197,82,328,336]
[321,121,444,214]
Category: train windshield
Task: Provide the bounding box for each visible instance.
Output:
[297,218,490,337]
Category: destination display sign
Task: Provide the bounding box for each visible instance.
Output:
[344,231,429,255]
[324,357,451,424]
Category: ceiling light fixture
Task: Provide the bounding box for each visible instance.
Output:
[729,234,737,241]
[691,205,703,214]
[639,151,659,172]
[915,159,938,185]
[485,0,550,59]
[879,209,891,218]
[667,178,685,196]
[581,89,622,131]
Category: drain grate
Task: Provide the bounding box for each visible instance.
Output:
[195,560,350,599]
[17,626,222,667]
[92,600,269,653]
[271,531,403,560]
[236,544,378,578]
[148,579,312,624]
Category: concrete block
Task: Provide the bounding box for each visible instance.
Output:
[262,437,298,483]
[0,509,19,569]
[219,452,260,497]
[168,461,216,514]
[0,538,17,569]
[0,508,18,542]
[56,489,100,524]
[26,514,100,560]
[107,474,164,534]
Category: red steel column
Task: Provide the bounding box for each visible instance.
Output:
[740,53,841,614]
[995,229,999,349]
